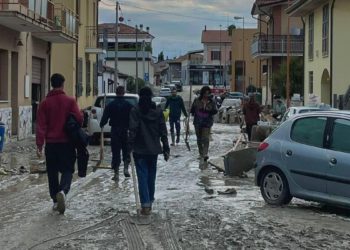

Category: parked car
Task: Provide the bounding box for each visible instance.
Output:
[219,98,241,111]
[171,80,183,92]
[87,93,139,144]
[255,111,350,208]
[227,92,244,100]
[152,96,167,110]
[159,87,172,97]
[281,105,337,122]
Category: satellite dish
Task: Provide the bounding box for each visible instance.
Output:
[119,16,124,22]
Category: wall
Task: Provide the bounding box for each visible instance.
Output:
[204,43,231,65]
[303,3,331,104]
[332,0,350,98]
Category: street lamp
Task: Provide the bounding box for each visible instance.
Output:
[234,16,245,94]
[219,24,222,86]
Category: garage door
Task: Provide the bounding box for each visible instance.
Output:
[32,57,42,84]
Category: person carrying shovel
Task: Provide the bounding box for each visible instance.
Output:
[100,86,133,180]
[128,87,170,216]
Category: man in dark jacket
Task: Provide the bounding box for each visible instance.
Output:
[100,86,133,180]
[164,88,188,145]
[190,86,218,161]
[36,73,83,214]
[243,94,261,141]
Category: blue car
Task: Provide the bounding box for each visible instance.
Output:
[255,111,350,207]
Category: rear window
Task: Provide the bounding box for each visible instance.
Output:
[94,96,138,108]
[291,117,327,148]
[330,119,350,153]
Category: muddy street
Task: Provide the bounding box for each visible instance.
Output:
[1,124,350,249]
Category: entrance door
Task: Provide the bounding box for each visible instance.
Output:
[32,57,43,133]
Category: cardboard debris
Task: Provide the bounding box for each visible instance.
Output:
[30,160,46,174]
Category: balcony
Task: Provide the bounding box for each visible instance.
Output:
[251,35,304,58]
[0,0,53,32]
[33,3,78,43]
[106,50,152,60]
[85,26,105,54]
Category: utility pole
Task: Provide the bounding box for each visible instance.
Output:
[135,25,139,93]
[219,24,222,85]
[286,0,291,107]
[242,18,245,94]
[142,40,146,84]
[114,1,119,88]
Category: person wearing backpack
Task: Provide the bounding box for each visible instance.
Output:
[36,73,83,214]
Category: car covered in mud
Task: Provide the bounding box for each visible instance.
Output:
[255,111,350,207]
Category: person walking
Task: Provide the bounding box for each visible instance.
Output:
[100,86,133,180]
[190,86,218,162]
[36,73,83,214]
[128,87,170,216]
[272,99,286,120]
[164,88,188,146]
[243,94,261,141]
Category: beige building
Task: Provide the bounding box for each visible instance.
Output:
[231,28,264,93]
[0,0,98,141]
[288,0,350,107]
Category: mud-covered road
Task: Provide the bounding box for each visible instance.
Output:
[1,124,350,250]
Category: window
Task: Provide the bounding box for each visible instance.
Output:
[291,117,327,148]
[211,51,221,60]
[229,51,232,61]
[330,119,350,153]
[308,13,314,60]
[86,60,91,96]
[322,4,329,56]
[309,71,313,94]
[76,58,83,97]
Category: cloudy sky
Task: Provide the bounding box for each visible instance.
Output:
[99,0,257,59]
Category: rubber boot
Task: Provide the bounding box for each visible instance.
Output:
[123,162,130,178]
[112,170,119,181]
[171,134,175,146]
[176,134,180,144]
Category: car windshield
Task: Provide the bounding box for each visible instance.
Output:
[94,96,138,108]
[152,97,162,102]
[161,88,170,92]
[229,92,243,97]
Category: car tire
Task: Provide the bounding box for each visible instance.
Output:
[260,168,292,206]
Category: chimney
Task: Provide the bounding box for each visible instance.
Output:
[204,25,207,31]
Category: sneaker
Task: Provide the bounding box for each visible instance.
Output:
[52,202,58,211]
[141,207,151,216]
[176,136,180,144]
[56,191,66,214]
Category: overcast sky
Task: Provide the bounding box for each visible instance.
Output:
[99,0,257,59]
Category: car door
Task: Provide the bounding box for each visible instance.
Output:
[282,116,329,194]
[325,117,350,198]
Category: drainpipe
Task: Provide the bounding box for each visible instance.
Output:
[301,17,305,102]
[47,42,52,94]
[330,0,336,107]
[75,0,79,102]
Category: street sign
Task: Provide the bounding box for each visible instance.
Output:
[144,73,149,82]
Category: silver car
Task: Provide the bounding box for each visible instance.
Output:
[255,111,350,207]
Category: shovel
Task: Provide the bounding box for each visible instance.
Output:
[93,129,111,171]
[184,117,191,151]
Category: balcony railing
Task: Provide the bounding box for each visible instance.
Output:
[50,3,78,39]
[251,35,304,57]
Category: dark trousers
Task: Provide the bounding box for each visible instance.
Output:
[45,143,76,202]
[169,117,181,136]
[246,123,257,141]
[133,153,158,208]
[195,126,210,157]
[111,129,130,171]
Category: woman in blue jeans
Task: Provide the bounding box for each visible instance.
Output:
[128,87,170,215]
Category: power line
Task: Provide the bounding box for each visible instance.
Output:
[103,0,256,24]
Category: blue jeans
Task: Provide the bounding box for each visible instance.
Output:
[133,153,158,208]
[169,117,181,136]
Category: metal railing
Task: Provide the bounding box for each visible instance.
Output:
[251,35,304,56]
[50,3,78,39]
[0,0,54,26]
[86,26,98,48]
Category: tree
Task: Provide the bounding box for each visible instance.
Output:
[272,57,304,98]
[158,51,164,62]
[126,76,146,94]
[227,24,236,36]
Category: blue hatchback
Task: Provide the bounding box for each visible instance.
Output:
[255,111,350,207]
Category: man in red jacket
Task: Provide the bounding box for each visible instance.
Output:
[36,73,83,214]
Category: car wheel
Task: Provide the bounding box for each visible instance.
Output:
[260,168,292,205]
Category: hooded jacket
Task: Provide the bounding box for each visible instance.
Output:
[190,97,218,128]
[128,103,169,155]
[243,100,261,125]
[164,95,187,119]
[36,89,83,151]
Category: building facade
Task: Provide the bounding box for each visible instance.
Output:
[288,0,350,107]
[251,0,304,104]
[0,0,79,141]
[98,23,155,88]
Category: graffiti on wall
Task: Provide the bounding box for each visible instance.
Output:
[18,106,32,140]
[0,108,12,143]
